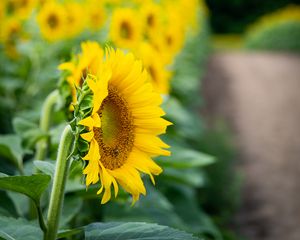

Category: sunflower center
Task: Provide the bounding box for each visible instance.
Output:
[166,35,173,46]
[93,86,134,170]
[47,14,59,29]
[148,65,157,82]
[147,14,154,27]
[20,0,29,8]
[120,21,132,39]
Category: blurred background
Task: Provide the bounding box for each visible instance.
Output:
[202,0,300,240]
[0,0,299,240]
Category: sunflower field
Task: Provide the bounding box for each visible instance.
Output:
[3,0,299,239]
[0,0,234,239]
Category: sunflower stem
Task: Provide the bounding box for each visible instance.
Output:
[44,125,74,240]
[35,90,59,161]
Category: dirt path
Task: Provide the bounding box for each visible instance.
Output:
[202,52,300,240]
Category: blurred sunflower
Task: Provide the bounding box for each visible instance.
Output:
[0,17,22,58]
[141,2,162,38]
[152,20,185,64]
[0,1,6,21]
[79,47,171,204]
[6,0,37,19]
[110,8,142,48]
[64,2,86,38]
[86,0,106,31]
[37,1,66,41]
[59,41,103,105]
[136,42,171,94]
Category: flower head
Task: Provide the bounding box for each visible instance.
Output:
[37,1,66,41]
[76,45,171,204]
[110,8,142,49]
[59,41,104,106]
[86,0,106,31]
[135,42,171,95]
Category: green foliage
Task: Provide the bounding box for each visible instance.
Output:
[0,215,42,240]
[33,160,55,178]
[0,135,25,173]
[84,222,200,240]
[198,125,241,239]
[206,0,299,33]
[0,3,242,240]
[13,117,48,150]
[0,174,51,204]
[245,21,300,51]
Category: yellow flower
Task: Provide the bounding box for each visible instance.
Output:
[0,17,21,43]
[64,2,86,38]
[59,41,104,105]
[0,17,22,58]
[86,0,106,31]
[155,18,185,64]
[6,0,37,19]
[110,8,142,49]
[78,47,171,204]
[136,42,171,94]
[0,1,6,20]
[141,2,163,37]
[37,1,66,41]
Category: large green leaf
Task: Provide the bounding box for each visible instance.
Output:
[84,222,200,240]
[0,174,51,204]
[0,216,42,240]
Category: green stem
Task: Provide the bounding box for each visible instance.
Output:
[35,90,59,161]
[36,202,47,234]
[44,125,74,240]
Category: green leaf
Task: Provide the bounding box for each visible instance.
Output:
[84,222,199,240]
[13,117,37,135]
[13,117,48,149]
[34,160,55,178]
[0,191,18,217]
[103,185,185,229]
[0,174,51,204]
[0,216,42,240]
[162,168,205,187]
[157,147,215,169]
[0,135,24,168]
[169,187,222,239]
[60,196,83,227]
[57,228,84,239]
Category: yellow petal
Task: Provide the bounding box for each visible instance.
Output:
[80,131,94,142]
[79,116,94,128]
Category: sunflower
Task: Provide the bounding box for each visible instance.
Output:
[110,8,142,49]
[86,0,106,31]
[151,18,185,64]
[136,42,171,94]
[64,2,86,38]
[78,47,171,204]
[0,1,6,20]
[6,0,37,19]
[37,1,66,41]
[140,2,162,38]
[59,41,103,105]
[0,17,22,58]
